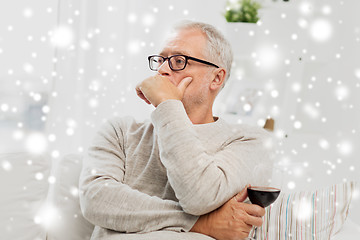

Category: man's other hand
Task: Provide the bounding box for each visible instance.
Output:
[135,75,192,107]
[190,186,265,240]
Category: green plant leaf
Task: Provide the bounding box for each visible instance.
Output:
[224,0,261,23]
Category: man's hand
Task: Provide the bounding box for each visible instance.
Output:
[135,75,192,107]
[190,186,265,240]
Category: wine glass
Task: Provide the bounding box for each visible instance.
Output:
[245,186,281,240]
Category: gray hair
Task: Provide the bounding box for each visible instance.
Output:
[173,20,233,86]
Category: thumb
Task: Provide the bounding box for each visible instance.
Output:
[177,77,193,94]
[234,184,250,202]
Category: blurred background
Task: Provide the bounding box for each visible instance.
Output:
[0,0,359,225]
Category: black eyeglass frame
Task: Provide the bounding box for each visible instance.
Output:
[148,54,219,71]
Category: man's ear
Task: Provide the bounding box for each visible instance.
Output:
[210,68,226,91]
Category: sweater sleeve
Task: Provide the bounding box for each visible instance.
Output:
[79,118,198,233]
[151,100,274,216]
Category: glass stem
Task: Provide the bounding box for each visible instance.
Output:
[253,226,258,239]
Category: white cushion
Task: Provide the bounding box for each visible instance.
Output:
[0,152,50,240]
[256,181,356,240]
[46,153,94,240]
[331,218,360,239]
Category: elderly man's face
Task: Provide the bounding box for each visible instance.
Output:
[158,28,215,107]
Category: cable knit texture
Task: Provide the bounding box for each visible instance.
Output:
[79,100,273,239]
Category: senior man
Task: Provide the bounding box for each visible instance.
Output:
[79,20,273,240]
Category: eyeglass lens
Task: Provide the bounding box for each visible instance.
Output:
[150,56,186,71]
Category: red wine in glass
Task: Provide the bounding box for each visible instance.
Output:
[246,186,281,240]
[247,186,281,208]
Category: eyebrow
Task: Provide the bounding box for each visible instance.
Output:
[159,50,191,56]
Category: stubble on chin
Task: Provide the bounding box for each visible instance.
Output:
[182,70,212,114]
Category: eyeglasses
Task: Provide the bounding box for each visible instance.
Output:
[148,54,219,71]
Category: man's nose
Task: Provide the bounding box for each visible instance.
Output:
[157,60,171,76]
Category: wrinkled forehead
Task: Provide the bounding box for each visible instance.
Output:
[159,28,208,57]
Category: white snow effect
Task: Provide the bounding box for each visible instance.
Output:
[271,105,280,117]
[23,8,34,18]
[51,150,60,158]
[89,80,101,91]
[2,161,12,171]
[295,198,312,220]
[337,141,353,156]
[70,186,79,197]
[66,128,74,136]
[128,40,141,54]
[128,13,137,23]
[271,90,279,98]
[299,2,314,16]
[50,25,74,48]
[287,181,296,190]
[354,68,360,79]
[319,139,330,150]
[257,118,266,127]
[298,18,308,29]
[1,103,9,112]
[309,19,333,42]
[335,85,349,101]
[42,105,50,114]
[321,5,332,15]
[13,130,24,140]
[293,121,302,129]
[48,134,56,142]
[303,103,320,119]
[89,98,99,108]
[48,176,56,184]
[23,63,34,73]
[243,103,252,112]
[34,203,59,228]
[25,133,48,154]
[32,93,42,102]
[275,129,286,139]
[66,119,77,128]
[256,47,280,70]
[292,82,301,92]
[35,172,44,180]
[142,14,155,26]
[80,40,91,50]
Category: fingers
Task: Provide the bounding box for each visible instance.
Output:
[244,213,264,227]
[233,184,250,202]
[232,195,265,228]
[244,203,265,218]
[135,75,192,106]
[232,205,264,227]
[177,77,192,94]
[135,85,151,104]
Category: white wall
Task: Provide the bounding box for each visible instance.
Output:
[0,0,58,151]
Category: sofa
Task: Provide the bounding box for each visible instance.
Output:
[1,153,93,240]
[1,152,359,240]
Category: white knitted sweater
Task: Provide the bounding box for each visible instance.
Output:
[79,100,273,239]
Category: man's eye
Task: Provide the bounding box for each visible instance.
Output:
[154,59,163,64]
